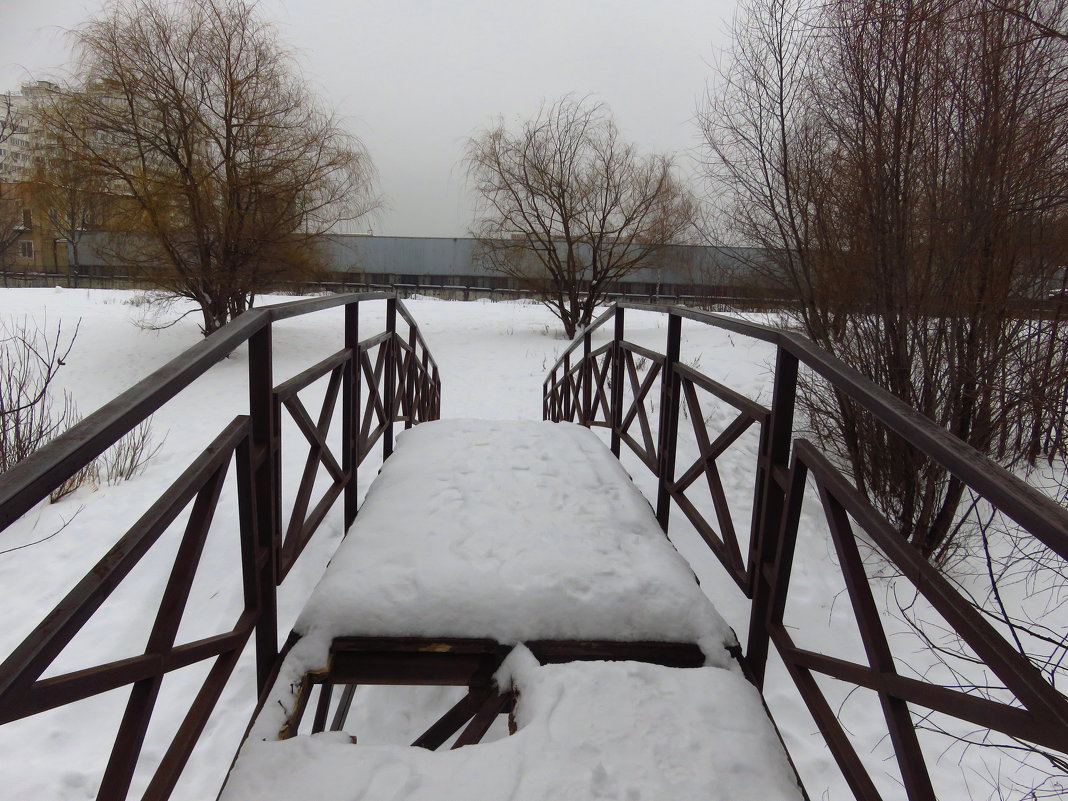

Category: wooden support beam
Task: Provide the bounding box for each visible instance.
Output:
[411,687,495,750]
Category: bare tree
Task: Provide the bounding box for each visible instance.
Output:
[466,96,697,337]
[703,0,1068,561]
[36,0,379,334]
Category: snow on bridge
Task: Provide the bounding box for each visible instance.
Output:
[221,419,804,801]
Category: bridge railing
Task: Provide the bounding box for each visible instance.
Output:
[544,301,1068,801]
[0,293,440,801]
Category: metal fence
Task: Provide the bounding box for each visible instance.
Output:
[0,269,796,311]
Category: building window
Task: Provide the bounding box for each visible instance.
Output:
[22,208,31,229]
[19,240,33,260]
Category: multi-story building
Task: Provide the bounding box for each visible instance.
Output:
[0,82,69,272]
[0,82,58,181]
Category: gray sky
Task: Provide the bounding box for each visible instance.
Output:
[1,0,738,237]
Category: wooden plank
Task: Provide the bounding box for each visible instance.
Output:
[525,640,705,668]
[327,651,503,687]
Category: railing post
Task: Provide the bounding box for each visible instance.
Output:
[655,313,682,531]
[248,322,278,692]
[383,297,397,459]
[421,346,430,422]
[343,301,360,531]
[407,326,418,429]
[563,352,572,422]
[582,328,593,427]
[746,345,798,689]
[432,363,441,420]
[610,306,625,456]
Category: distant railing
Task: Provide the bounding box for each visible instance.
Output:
[0,293,440,801]
[544,302,1068,801]
[0,269,797,311]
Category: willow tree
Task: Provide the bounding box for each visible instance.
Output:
[466,96,697,338]
[29,123,108,281]
[38,0,379,334]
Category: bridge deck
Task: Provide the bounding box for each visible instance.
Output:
[222,420,804,800]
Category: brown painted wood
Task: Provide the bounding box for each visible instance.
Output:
[451,692,510,749]
[411,687,495,750]
[330,683,358,732]
[328,651,503,687]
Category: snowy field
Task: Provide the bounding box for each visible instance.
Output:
[0,288,1060,800]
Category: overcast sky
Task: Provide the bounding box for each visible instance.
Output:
[1,0,738,238]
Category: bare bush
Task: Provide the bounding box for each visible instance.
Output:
[0,318,79,473]
[0,319,162,505]
[102,418,163,485]
[48,404,100,503]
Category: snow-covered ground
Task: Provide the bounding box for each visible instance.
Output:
[0,288,1061,800]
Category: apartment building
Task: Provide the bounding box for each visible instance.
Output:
[0,82,69,272]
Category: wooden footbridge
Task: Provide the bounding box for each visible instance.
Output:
[0,294,1066,800]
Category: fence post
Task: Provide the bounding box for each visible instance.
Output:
[610,306,625,456]
[655,313,682,531]
[383,298,397,460]
[746,345,798,689]
[582,328,593,427]
[343,301,360,531]
[247,322,278,692]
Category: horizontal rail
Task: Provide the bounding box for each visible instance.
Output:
[358,330,393,351]
[265,291,391,321]
[618,340,667,364]
[274,349,351,403]
[0,613,256,724]
[674,362,767,420]
[773,629,1066,753]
